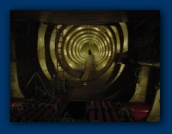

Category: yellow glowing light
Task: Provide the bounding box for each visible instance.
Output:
[38,23,51,80]
[119,22,128,52]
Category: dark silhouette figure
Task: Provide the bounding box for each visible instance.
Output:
[88,49,92,55]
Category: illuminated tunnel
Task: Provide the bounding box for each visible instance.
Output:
[10,11,160,102]
[38,24,127,80]
[35,22,135,100]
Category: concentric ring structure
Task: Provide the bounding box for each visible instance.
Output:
[38,23,128,90]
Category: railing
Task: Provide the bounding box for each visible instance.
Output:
[23,72,54,98]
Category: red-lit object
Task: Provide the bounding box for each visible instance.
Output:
[125,102,150,122]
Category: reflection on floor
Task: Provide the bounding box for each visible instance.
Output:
[10,98,150,122]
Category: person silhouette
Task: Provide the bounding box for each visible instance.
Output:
[88,49,92,55]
